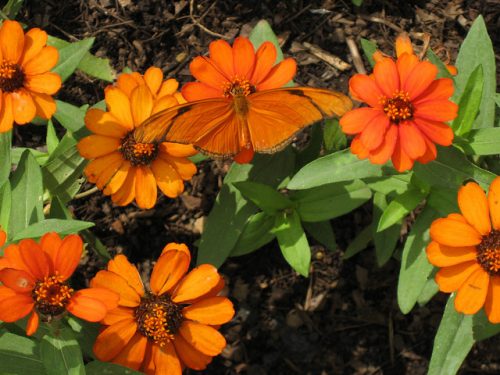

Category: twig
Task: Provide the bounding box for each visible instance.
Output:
[189,0,230,40]
[361,15,404,34]
[346,37,366,74]
[74,186,99,199]
[302,42,351,71]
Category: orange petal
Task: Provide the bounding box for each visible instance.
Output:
[488,177,500,230]
[350,135,369,159]
[183,296,234,325]
[150,158,184,198]
[417,135,437,164]
[0,93,14,132]
[102,306,135,326]
[426,241,477,267]
[26,311,39,336]
[209,39,235,79]
[111,166,137,206]
[40,232,62,262]
[413,118,454,146]
[107,255,144,297]
[0,285,16,299]
[153,342,182,375]
[157,78,179,98]
[0,229,5,247]
[454,267,489,314]
[189,56,229,89]
[181,82,222,101]
[397,52,420,84]
[0,268,35,292]
[23,46,59,75]
[90,270,141,307]
[179,320,226,356]
[20,28,48,66]
[359,112,390,150]
[151,95,178,115]
[402,61,438,100]
[430,217,482,247]
[144,67,163,96]
[83,152,123,184]
[2,244,26,270]
[11,90,36,125]
[165,156,197,181]
[85,109,129,138]
[339,107,379,135]
[94,158,124,191]
[349,74,384,108]
[103,161,130,195]
[112,333,148,371]
[413,78,454,103]
[0,20,24,63]
[135,166,157,209]
[93,318,138,361]
[414,100,458,122]
[435,261,479,293]
[368,124,398,165]
[74,287,119,311]
[77,134,121,159]
[232,37,256,79]
[31,92,56,119]
[105,86,134,130]
[116,72,142,97]
[159,143,197,158]
[373,57,400,97]
[141,343,155,375]
[25,72,61,95]
[53,234,83,280]
[458,182,491,236]
[150,244,191,296]
[391,136,414,172]
[395,33,413,58]
[251,41,277,84]
[172,264,221,303]
[67,293,108,322]
[398,121,426,159]
[130,84,154,126]
[173,333,212,371]
[485,276,500,323]
[19,239,51,279]
[0,293,34,322]
[257,58,296,91]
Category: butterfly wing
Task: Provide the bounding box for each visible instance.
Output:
[246,87,352,153]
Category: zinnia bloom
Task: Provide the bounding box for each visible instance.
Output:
[91,243,234,374]
[0,232,119,335]
[181,36,297,163]
[77,67,197,209]
[0,20,61,132]
[427,177,500,322]
[340,33,458,172]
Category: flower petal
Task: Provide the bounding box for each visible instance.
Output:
[107,255,144,297]
[93,318,137,361]
[90,270,141,307]
[73,287,119,311]
[173,333,212,371]
[172,264,220,303]
[232,37,256,79]
[485,276,500,323]
[83,152,123,185]
[350,135,369,159]
[256,58,296,91]
[397,53,420,84]
[20,28,48,66]
[398,121,426,159]
[150,158,184,198]
[77,135,121,159]
[339,107,380,135]
[413,118,454,146]
[183,296,234,325]
[430,217,482,247]
[395,33,413,58]
[11,90,36,125]
[417,135,437,164]
[391,137,414,172]
[105,87,134,130]
[179,320,226,356]
[112,333,148,371]
[159,143,197,157]
[150,243,191,296]
[0,94,14,132]
[189,56,229,89]
[23,46,59,75]
[103,162,129,195]
[349,74,384,108]
[31,92,56,119]
[135,166,157,209]
[0,268,35,292]
[413,78,454,104]
[25,72,61,95]
[402,61,438,100]
[426,241,477,267]
[153,342,182,375]
[368,124,398,165]
[53,234,83,280]
[2,244,26,271]
[151,95,178,115]
[251,41,277,84]
[209,39,235,79]
[454,267,489,314]
[26,311,39,336]
[19,239,51,279]
[0,294,34,322]
[130,84,154,126]
[40,232,62,262]
[0,20,24,63]
[85,109,129,138]
[435,261,479,293]
[488,177,500,230]
[157,78,179,98]
[116,72,143,97]
[102,306,135,326]
[359,113,389,150]
[144,67,163,96]
[458,182,491,236]
[414,100,458,122]
[67,293,108,322]
[373,58,400,97]
[181,82,222,101]
[164,155,197,181]
[112,166,137,206]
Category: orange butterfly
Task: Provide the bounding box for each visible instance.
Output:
[134,37,352,163]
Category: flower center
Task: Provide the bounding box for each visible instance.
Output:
[382,91,413,123]
[477,230,500,276]
[32,274,74,316]
[222,77,255,98]
[134,293,183,346]
[0,60,25,92]
[120,132,159,166]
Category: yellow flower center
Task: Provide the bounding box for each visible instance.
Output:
[477,230,500,275]
[120,132,159,166]
[32,273,74,316]
[0,60,25,92]
[135,293,183,346]
[222,77,255,98]
[382,91,413,123]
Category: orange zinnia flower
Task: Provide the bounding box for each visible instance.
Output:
[181,37,297,163]
[340,34,458,172]
[77,67,197,209]
[0,232,119,335]
[427,177,500,322]
[91,243,234,374]
[0,20,61,132]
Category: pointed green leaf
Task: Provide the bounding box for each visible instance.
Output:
[458,127,500,155]
[360,38,377,67]
[343,224,372,259]
[53,101,88,133]
[303,221,336,251]
[249,20,284,62]
[46,120,59,155]
[233,181,294,215]
[0,331,45,374]
[473,310,500,341]
[417,277,439,306]
[377,188,427,231]
[40,326,85,375]
[0,180,11,234]
[12,219,94,241]
[365,174,411,195]
[51,37,95,82]
[372,192,401,266]
[427,186,459,216]
[426,49,453,79]
[0,130,11,185]
[323,118,346,152]
[231,212,276,257]
[86,361,143,374]
[452,65,484,135]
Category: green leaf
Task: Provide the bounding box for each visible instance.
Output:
[377,188,427,231]
[473,310,500,341]
[452,65,484,135]
[303,221,336,251]
[365,174,411,195]
[360,38,377,67]
[426,49,453,79]
[233,181,294,215]
[86,361,143,375]
[46,120,59,155]
[343,224,372,259]
[352,0,363,7]
[12,219,94,241]
[288,149,395,190]
[9,150,44,238]
[51,37,95,82]
[291,179,372,222]
[2,0,24,18]
[453,15,496,130]
[372,192,400,266]
[397,206,439,314]
[274,210,311,276]
[53,101,87,133]
[427,186,459,216]
[231,212,276,257]
[458,128,500,155]
[413,146,496,191]
[0,180,11,235]
[42,133,87,203]
[66,317,99,360]
[0,130,11,185]
[249,20,284,62]
[296,123,323,170]
[323,118,346,152]
[428,294,474,375]
[0,331,45,374]
[11,147,48,165]
[417,277,439,306]
[40,326,85,375]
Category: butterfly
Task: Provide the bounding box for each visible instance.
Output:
[132,86,353,162]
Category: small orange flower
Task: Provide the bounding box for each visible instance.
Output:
[181,37,297,163]
[0,20,61,132]
[77,67,197,209]
[340,33,458,172]
[0,232,119,335]
[427,177,500,322]
[91,243,234,374]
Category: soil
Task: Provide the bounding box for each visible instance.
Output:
[16,0,500,374]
